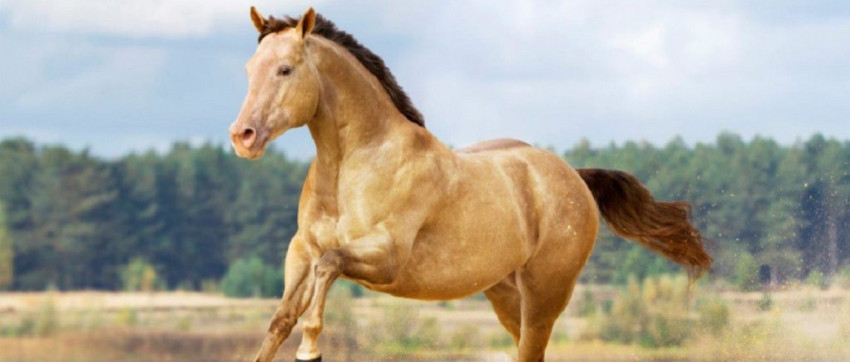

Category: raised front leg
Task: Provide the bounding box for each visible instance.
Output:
[254,240,317,362]
[296,233,403,361]
[295,250,343,361]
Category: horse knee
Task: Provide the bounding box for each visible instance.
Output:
[269,309,297,335]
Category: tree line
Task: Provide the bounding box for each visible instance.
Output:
[0,133,847,292]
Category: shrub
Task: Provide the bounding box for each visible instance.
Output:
[325,283,359,355]
[757,292,773,311]
[4,298,61,337]
[583,274,729,348]
[836,265,850,290]
[0,204,12,290]
[366,300,446,356]
[335,278,365,298]
[121,257,164,292]
[489,332,515,348]
[220,257,283,298]
[449,324,482,351]
[734,252,761,292]
[34,298,59,336]
[115,308,138,327]
[415,317,443,350]
[576,289,598,317]
[805,270,830,290]
[383,302,419,347]
[697,297,730,336]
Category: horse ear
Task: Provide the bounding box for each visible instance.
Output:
[250,6,265,34]
[295,7,316,39]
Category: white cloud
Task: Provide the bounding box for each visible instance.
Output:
[0,0,323,37]
[1,1,848,160]
[386,1,849,149]
[14,43,167,109]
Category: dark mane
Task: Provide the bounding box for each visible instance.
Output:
[258,13,425,128]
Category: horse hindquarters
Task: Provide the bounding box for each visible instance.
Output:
[494,158,600,361]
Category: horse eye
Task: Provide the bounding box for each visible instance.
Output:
[277,65,293,76]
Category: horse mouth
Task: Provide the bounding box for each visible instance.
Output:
[236,147,267,160]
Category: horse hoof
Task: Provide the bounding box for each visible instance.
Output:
[294,355,321,362]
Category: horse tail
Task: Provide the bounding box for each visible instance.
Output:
[577,168,712,280]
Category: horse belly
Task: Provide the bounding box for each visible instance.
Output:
[380,213,528,300]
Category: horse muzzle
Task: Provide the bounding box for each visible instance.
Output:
[229,122,270,159]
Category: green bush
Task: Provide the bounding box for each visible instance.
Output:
[836,265,850,290]
[34,298,59,336]
[115,308,138,327]
[697,297,730,336]
[0,203,13,290]
[489,332,515,348]
[335,278,365,298]
[366,301,447,356]
[383,302,419,347]
[583,274,729,348]
[325,283,359,354]
[757,292,773,311]
[415,317,443,350]
[220,257,283,298]
[576,289,598,317]
[2,298,61,337]
[734,252,761,291]
[121,257,164,292]
[805,270,830,290]
[449,324,482,351]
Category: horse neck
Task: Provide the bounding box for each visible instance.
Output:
[307,38,425,168]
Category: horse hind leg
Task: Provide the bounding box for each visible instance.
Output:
[515,247,588,362]
[484,274,522,347]
[514,272,575,362]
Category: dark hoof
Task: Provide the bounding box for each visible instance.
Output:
[295,355,321,362]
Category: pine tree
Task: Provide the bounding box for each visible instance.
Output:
[0,203,13,290]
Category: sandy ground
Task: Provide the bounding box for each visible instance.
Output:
[1,287,848,361]
[0,290,274,312]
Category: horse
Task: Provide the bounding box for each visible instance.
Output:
[228,7,712,362]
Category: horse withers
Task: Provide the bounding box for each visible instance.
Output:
[228,7,712,362]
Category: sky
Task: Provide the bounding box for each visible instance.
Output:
[1,0,849,160]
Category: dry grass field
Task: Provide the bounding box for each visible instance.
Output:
[1,283,848,361]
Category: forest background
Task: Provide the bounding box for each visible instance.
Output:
[1,132,847,295]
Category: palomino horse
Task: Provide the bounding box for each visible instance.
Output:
[229,7,711,362]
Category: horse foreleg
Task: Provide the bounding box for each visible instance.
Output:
[296,235,399,361]
[254,240,316,362]
[296,250,344,361]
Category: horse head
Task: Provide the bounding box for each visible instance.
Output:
[229,7,320,160]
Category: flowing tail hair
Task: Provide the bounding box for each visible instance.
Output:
[577,168,712,280]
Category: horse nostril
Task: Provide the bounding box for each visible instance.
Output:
[241,127,257,148]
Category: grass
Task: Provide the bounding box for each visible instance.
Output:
[1,283,848,361]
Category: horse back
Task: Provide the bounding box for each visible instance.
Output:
[455,138,531,154]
